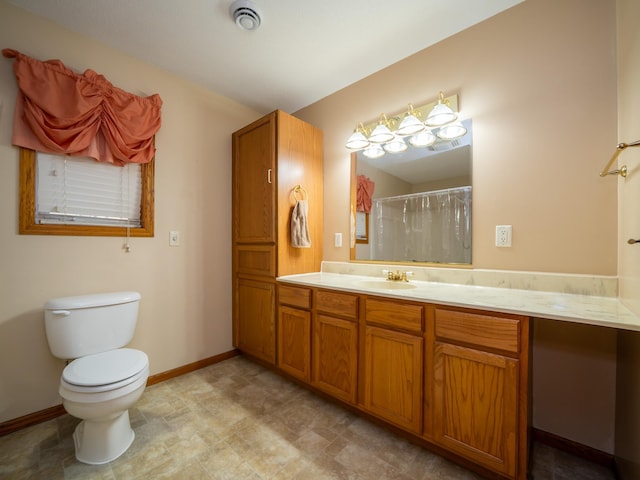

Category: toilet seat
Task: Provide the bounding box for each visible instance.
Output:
[63,348,149,393]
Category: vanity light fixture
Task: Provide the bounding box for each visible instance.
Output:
[396,104,425,136]
[344,91,466,158]
[425,91,458,127]
[368,114,395,144]
[346,122,370,150]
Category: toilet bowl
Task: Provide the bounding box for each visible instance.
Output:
[44,292,148,464]
[60,348,149,464]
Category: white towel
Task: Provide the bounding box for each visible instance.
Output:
[291,199,311,248]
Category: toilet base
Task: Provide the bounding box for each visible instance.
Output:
[73,410,135,465]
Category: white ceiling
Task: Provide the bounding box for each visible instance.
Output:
[7,0,522,114]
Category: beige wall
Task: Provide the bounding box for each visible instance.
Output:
[296,0,620,453]
[615,0,640,476]
[0,1,260,422]
[297,0,618,275]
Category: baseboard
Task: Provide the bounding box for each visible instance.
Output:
[0,404,67,437]
[533,428,615,469]
[0,349,240,437]
[146,349,239,386]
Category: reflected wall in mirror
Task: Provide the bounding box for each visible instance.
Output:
[351,119,472,265]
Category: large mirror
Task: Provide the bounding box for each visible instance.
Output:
[351,119,472,265]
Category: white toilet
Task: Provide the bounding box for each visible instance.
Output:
[44,291,149,465]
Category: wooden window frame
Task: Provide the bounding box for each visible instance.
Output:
[18,147,155,237]
[355,211,369,244]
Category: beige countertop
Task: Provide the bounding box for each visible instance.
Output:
[277,272,640,331]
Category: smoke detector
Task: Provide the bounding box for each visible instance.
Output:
[230,0,263,31]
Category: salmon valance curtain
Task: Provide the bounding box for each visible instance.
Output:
[357,175,375,214]
[2,48,162,166]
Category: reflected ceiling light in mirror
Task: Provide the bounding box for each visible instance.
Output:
[368,114,395,144]
[396,104,425,136]
[438,121,467,140]
[383,135,408,153]
[346,122,370,150]
[408,129,436,147]
[425,91,458,127]
[362,144,385,158]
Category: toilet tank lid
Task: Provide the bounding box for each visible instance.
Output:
[45,291,141,310]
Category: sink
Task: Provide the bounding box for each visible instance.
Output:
[357,280,418,290]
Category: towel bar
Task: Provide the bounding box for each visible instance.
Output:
[600,140,640,177]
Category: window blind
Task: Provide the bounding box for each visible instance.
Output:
[36,153,142,227]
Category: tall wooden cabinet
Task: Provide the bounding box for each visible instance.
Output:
[232,111,323,364]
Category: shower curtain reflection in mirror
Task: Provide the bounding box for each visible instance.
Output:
[369,186,471,264]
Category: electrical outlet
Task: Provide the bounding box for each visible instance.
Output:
[334,233,343,247]
[496,225,512,247]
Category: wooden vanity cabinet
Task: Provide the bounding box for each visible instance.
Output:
[429,305,530,479]
[277,285,312,381]
[274,284,530,480]
[232,111,322,364]
[312,290,359,404]
[362,298,424,434]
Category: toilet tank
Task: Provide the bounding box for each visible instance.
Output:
[44,292,141,359]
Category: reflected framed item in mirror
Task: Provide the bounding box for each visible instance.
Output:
[355,211,369,244]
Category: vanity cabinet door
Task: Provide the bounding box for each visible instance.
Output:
[311,290,358,404]
[312,314,358,403]
[431,306,527,479]
[277,306,311,381]
[235,278,275,364]
[433,341,518,478]
[232,113,276,244]
[363,325,423,434]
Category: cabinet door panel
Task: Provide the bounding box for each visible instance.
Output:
[235,278,275,364]
[235,245,276,277]
[232,114,276,244]
[277,306,311,381]
[363,325,423,434]
[312,314,358,403]
[433,342,518,477]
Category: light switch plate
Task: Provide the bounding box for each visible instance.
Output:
[169,230,180,246]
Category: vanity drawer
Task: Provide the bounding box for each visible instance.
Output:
[434,308,521,354]
[365,298,423,333]
[278,285,311,309]
[316,290,358,320]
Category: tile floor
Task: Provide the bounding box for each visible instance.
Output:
[0,355,617,480]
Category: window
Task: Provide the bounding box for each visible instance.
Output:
[19,148,154,236]
[355,211,369,244]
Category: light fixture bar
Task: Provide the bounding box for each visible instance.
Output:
[344,93,464,156]
[358,94,459,137]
